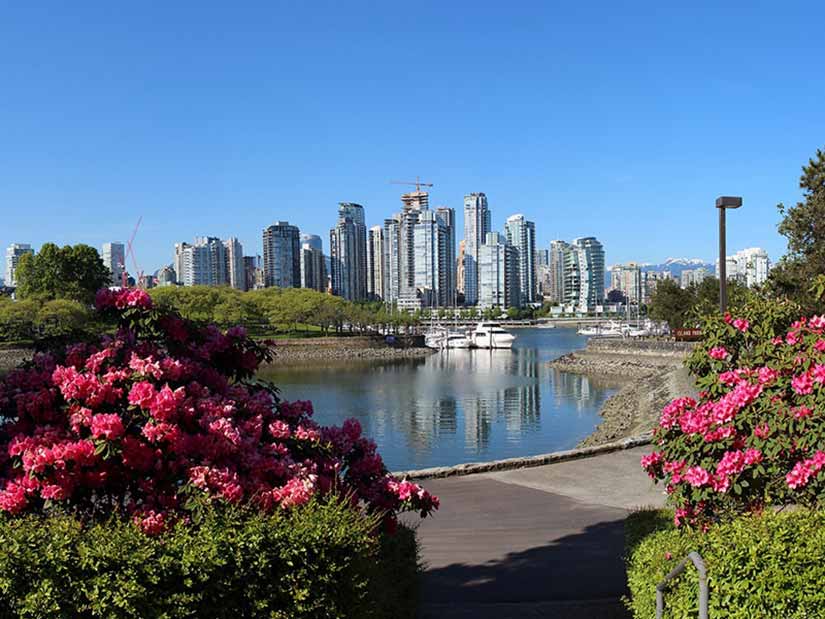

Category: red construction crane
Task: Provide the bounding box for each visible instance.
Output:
[124,216,143,288]
[389,176,434,192]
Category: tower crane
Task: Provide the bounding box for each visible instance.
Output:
[389,177,434,192]
[124,216,143,288]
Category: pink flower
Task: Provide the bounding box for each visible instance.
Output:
[128,381,157,409]
[813,365,825,384]
[815,340,825,353]
[684,466,712,487]
[754,423,771,439]
[757,366,778,385]
[90,413,125,440]
[809,315,825,330]
[794,406,813,420]
[732,318,750,333]
[709,347,729,361]
[743,449,763,465]
[792,372,814,395]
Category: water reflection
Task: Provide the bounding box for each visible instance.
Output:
[259,329,617,471]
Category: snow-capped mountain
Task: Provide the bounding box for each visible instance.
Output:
[663,258,709,267]
[642,258,714,278]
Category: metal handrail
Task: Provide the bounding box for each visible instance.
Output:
[655,551,708,619]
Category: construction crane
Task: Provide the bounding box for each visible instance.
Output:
[124,216,143,288]
[389,176,434,192]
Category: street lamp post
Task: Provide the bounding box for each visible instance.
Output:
[715,196,743,314]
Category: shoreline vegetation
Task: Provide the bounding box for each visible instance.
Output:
[548,339,697,447]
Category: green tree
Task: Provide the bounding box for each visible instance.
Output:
[648,278,695,328]
[35,299,91,338]
[768,147,825,312]
[15,244,110,305]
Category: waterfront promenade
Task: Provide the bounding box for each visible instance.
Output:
[411,446,665,618]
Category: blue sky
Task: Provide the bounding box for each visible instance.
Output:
[2,1,824,275]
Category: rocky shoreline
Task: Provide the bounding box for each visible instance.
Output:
[549,340,698,448]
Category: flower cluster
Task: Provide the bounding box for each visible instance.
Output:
[0,288,438,533]
[644,307,825,528]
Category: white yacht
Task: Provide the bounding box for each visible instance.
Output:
[470,322,517,349]
[425,329,472,349]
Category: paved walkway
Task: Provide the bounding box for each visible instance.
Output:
[410,446,666,619]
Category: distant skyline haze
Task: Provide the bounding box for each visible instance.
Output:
[2,2,824,272]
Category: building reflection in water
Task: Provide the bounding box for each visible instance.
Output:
[258,329,617,470]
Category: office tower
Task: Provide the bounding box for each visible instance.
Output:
[456,240,466,297]
[367,226,385,300]
[435,206,456,305]
[462,192,491,305]
[174,237,227,287]
[398,198,425,293]
[223,237,245,291]
[610,262,643,304]
[478,232,520,309]
[243,255,261,291]
[504,214,537,305]
[262,222,301,288]
[5,243,33,288]
[102,242,126,286]
[300,241,327,293]
[412,210,450,307]
[382,217,401,304]
[565,237,605,309]
[329,203,367,301]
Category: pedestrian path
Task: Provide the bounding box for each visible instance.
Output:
[411,446,666,618]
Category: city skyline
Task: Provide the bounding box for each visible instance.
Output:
[2,4,822,274]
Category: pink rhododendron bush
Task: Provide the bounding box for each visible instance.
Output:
[639,294,825,528]
[0,288,438,534]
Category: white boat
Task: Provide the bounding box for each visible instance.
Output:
[470,322,517,349]
[444,333,472,349]
[425,329,472,349]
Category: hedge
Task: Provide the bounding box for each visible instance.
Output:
[0,498,420,619]
[625,508,825,618]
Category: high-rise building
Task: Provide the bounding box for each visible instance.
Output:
[610,262,643,304]
[156,265,177,287]
[102,242,126,286]
[504,214,537,305]
[548,241,571,304]
[412,210,450,307]
[367,226,385,300]
[716,247,770,287]
[243,256,262,291]
[400,190,429,211]
[456,240,466,297]
[478,232,520,309]
[5,243,33,288]
[262,222,301,288]
[435,206,457,305]
[566,237,605,310]
[680,268,709,289]
[224,237,245,291]
[382,217,401,304]
[300,242,327,293]
[174,237,227,287]
[463,192,491,305]
[329,203,367,301]
[300,234,323,253]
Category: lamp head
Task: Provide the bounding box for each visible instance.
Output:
[716,196,743,209]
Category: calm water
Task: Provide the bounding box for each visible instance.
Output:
[259,328,617,471]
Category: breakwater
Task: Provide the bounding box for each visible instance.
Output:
[549,339,697,447]
[268,335,433,364]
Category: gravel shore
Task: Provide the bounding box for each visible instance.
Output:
[549,341,697,447]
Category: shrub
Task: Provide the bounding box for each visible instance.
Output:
[0,288,438,533]
[0,498,419,618]
[625,509,825,619]
[641,295,825,527]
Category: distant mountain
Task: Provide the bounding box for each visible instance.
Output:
[642,259,715,278]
